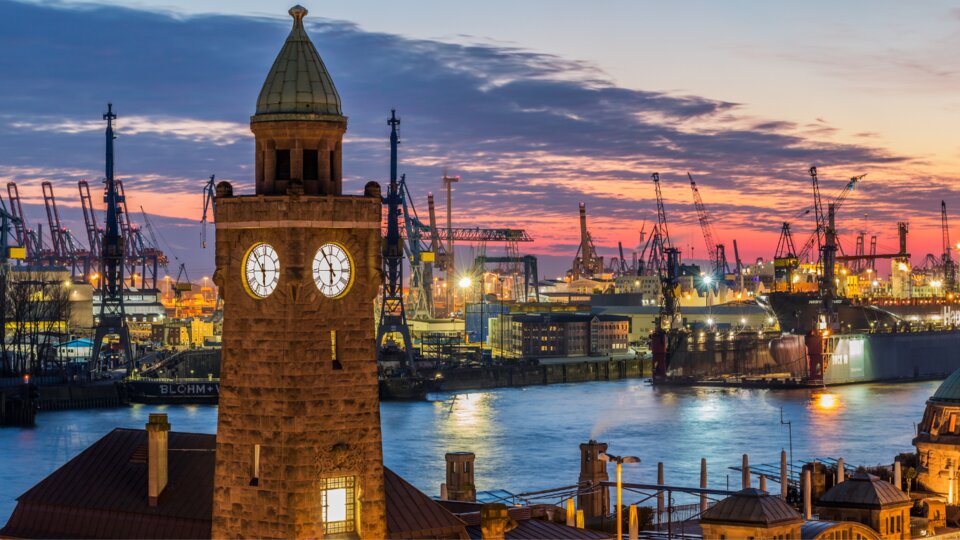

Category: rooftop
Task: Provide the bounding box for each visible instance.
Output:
[817,472,911,509]
[1,428,468,539]
[932,368,960,403]
[254,5,342,116]
[700,488,803,527]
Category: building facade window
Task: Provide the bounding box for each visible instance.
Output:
[320,476,356,535]
[275,149,291,180]
[303,149,319,180]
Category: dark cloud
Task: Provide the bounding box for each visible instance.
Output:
[0,1,941,276]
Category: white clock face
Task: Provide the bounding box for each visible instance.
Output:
[243,243,280,299]
[313,243,353,298]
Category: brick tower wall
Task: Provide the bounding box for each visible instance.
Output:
[211,193,385,539]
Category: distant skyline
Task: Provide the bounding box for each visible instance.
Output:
[3,0,959,278]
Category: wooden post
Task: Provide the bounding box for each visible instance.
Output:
[629,504,639,540]
[894,461,902,490]
[803,469,812,519]
[742,454,751,489]
[837,457,845,483]
[566,499,575,527]
[780,449,789,498]
[657,462,664,527]
[700,458,708,513]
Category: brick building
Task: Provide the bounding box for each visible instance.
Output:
[496,313,629,358]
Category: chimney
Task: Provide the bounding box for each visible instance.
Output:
[577,440,610,519]
[146,413,171,506]
[480,503,517,540]
[445,452,476,502]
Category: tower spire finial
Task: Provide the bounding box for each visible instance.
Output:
[289,5,307,29]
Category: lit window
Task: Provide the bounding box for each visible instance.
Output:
[321,476,356,534]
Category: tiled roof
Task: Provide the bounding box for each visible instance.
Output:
[700,488,803,526]
[800,519,880,539]
[932,368,960,403]
[465,518,611,539]
[255,5,342,116]
[0,428,214,539]
[1,428,469,540]
[817,472,911,509]
[384,467,467,539]
[458,505,610,539]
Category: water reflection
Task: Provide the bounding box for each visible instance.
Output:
[0,378,945,522]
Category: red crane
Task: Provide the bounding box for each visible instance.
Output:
[6,182,42,259]
[79,180,102,258]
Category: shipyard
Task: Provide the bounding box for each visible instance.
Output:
[3,2,960,540]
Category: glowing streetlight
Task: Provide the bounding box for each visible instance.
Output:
[702,275,713,285]
[599,452,640,540]
[458,276,472,289]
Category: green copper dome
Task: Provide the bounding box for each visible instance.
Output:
[255,5,342,116]
[932,368,960,403]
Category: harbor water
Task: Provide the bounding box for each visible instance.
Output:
[0,378,938,522]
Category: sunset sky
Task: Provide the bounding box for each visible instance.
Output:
[3,0,959,278]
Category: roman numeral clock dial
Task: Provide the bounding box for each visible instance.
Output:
[242,243,280,299]
[313,243,353,298]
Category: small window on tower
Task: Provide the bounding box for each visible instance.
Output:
[250,444,260,486]
[329,150,336,182]
[303,149,319,180]
[275,149,291,180]
[331,330,342,370]
[320,476,356,535]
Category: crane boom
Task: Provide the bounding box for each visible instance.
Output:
[201,174,215,248]
[688,172,718,265]
[943,200,956,292]
[41,181,71,259]
[652,173,671,248]
[79,180,102,258]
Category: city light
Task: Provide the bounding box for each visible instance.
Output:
[702,275,713,285]
[706,318,714,326]
[458,276,472,289]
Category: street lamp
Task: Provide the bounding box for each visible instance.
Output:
[599,452,640,540]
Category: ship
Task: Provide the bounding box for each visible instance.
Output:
[653,291,960,387]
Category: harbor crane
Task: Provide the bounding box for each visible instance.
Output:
[201,175,215,248]
[376,109,414,368]
[79,180,102,259]
[943,201,956,292]
[571,203,603,280]
[688,172,729,285]
[652,173,672,248]
[7,183,42,260]
[91,103,134,373]
[798,172,865,262]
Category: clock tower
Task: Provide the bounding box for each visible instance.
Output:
[211,6,386,538]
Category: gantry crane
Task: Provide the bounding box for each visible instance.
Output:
[7,183,41,260]
[41,181,90,277]
[688,172,729,284]
[79,180,102,260]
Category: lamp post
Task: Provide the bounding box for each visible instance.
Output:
[599,452,640,540]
